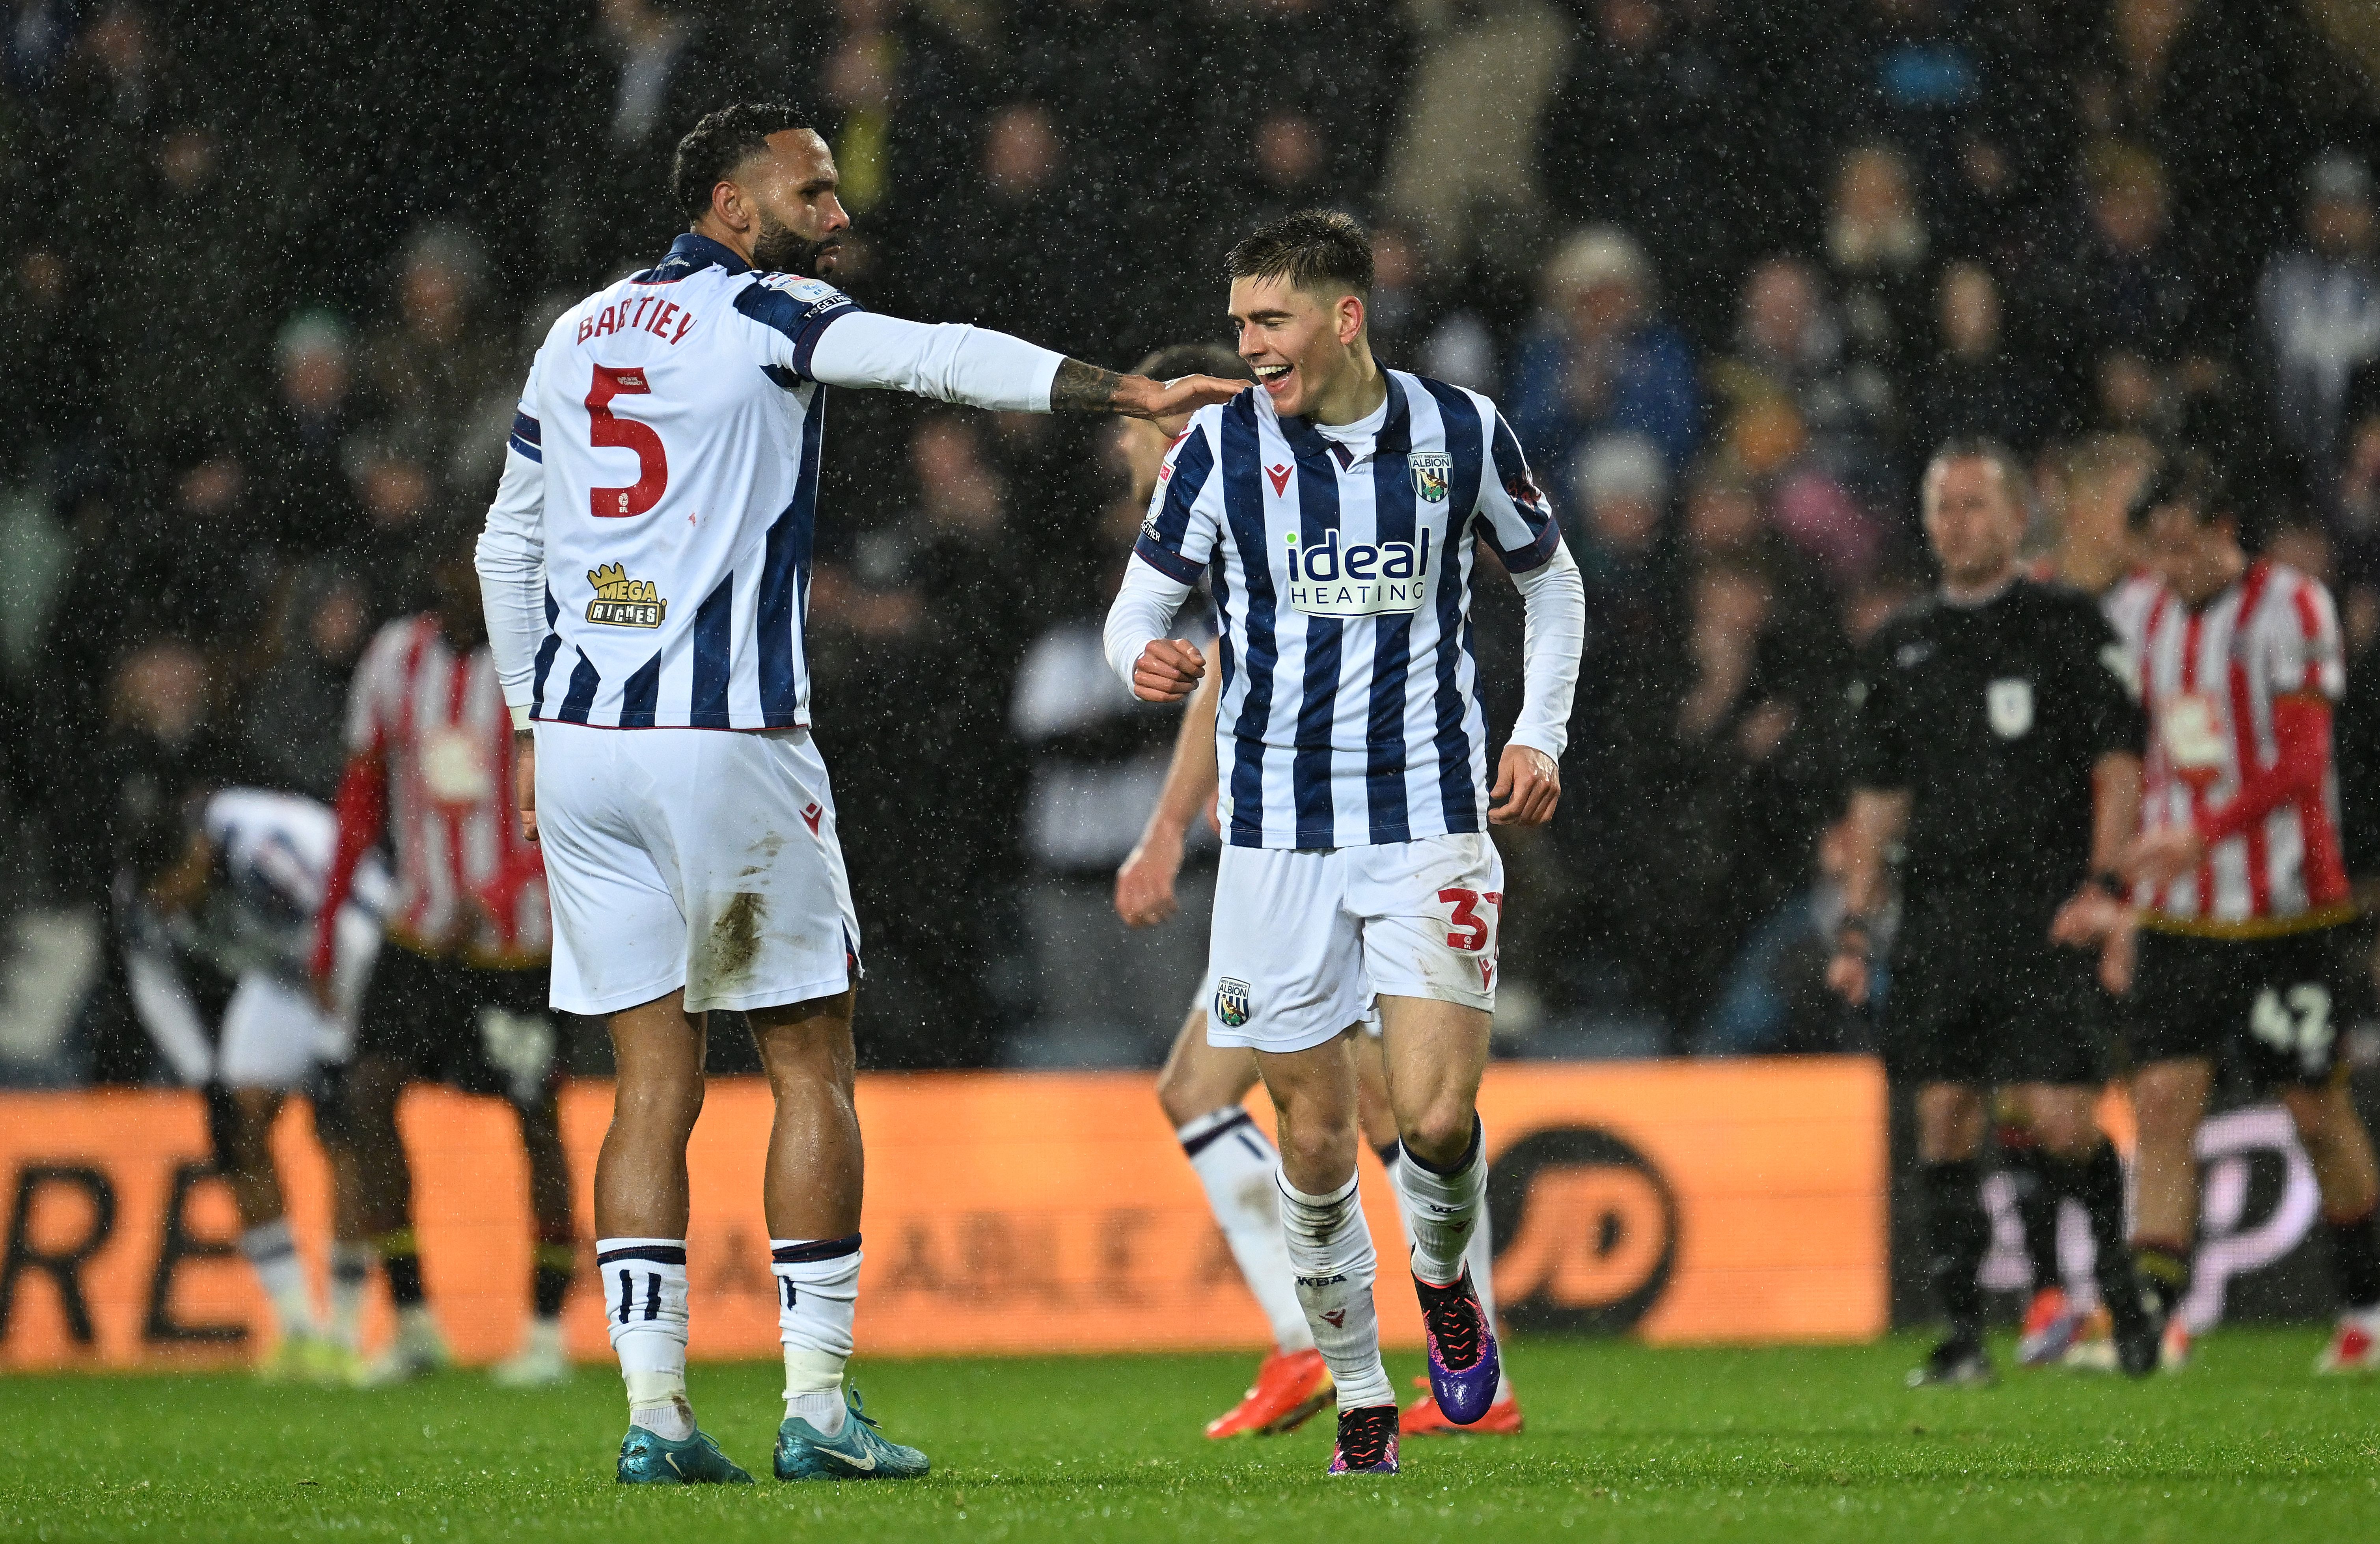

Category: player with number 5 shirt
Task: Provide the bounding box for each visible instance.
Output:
[473,102,1246,1484]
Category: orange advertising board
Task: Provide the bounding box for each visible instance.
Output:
[0,1058,1886,1369]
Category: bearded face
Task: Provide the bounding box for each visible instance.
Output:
[750,205,841,278]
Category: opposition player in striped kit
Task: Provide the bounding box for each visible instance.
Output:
[1110,343,1522,1439]
[125,786,384,1378]
[473,103,1245,1483]
[311,528,578,1388]
[2111,453,2380,1372]
[1107,213,1584,1473]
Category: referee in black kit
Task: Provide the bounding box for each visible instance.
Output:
[1827,439,2159,1384]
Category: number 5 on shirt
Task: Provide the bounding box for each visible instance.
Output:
[587,363,668,518]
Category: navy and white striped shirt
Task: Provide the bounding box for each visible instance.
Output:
[504,233,859,730]
[1132,370,1562,849]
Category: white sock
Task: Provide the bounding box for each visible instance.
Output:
[328,1242,373,1350]
[1277,1172,1394,1410]
[239,1220,316,1339]
[599,1237,691,1440]
[773,1235,860,1437]
[522,1315,566,1357]
[1180,1108,1314,1354]
[1397,1118,1485,1288]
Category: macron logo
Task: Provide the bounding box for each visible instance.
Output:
[1321,1309,1347,1328]
[801,802,823,834]
[1267,462,1292,496]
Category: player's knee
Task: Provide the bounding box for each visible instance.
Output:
[1397,1100,1475,1168]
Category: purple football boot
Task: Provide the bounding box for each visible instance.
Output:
[1327,1405,1400,1475]
[1414,1266,1500,1426]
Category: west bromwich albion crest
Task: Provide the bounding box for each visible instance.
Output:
[1408,452,1453,503]
[1214,976,1252,1029]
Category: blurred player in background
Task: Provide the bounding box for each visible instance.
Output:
[1831,440,2157,1386]
[124,784,384,1378]
[473,103,1245,1484]
[311,525,577,1389]
[1110,343,1521,1440]
[1108,213,1582,1473]
[2113,453,2380,1373]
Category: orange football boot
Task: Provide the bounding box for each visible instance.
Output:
[1400,1375,1523,1436]
[1205,1348,1333,1438]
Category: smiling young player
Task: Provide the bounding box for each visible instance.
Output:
[1110,344,1523,1440]
[1104,212,1583,1474]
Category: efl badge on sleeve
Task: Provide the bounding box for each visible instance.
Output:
[1409,453,1453,503]
[1214,976,1252,1029]
[1986,678,2033,739]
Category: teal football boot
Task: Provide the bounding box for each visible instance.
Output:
[773,1388,929,1481]
[616,1423,753,1485]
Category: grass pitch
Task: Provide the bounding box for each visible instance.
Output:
[2,1331,2374,1543]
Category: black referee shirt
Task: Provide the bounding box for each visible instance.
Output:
[1847,578,2145,913]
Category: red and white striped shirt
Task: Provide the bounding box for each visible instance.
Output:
[2118,561,2352,932]
[315,616,549,970]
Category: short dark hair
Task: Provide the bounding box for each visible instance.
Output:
[2126,448,2229,530]
[1133,343,1254,382]
[672,102,811,224]
[1227,210,1373,297]
[1924,435,2029,517]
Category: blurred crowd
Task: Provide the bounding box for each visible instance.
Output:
[7,0,2380,1074]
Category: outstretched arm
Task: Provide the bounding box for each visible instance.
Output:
[1116,641,1223,928]
[804,313,1245,419]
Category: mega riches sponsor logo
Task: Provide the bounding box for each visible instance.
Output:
[1282,529,1431,618]
[585,562,667,628]
[1486,1127,1679,1334]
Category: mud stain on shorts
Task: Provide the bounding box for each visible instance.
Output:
[697,892,767,991]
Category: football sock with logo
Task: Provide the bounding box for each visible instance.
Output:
[1398,1116,1486,1289]
[598,1237,692,1440]
[239,1220,317,1338]
[2052,1142,2134,1315]
[1277,1172,1394,1410]
[1920,1159,1989,1346]
[773,1235,861,1437]
[377,1228,427,1309]
[328,1241,373,1349]
[2322,1207,2380,1312]
[2132,1237,2194,1321]
[1180,1108,1313,1354]
[532,1226,576,1320]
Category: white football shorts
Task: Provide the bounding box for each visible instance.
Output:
[535,722,860,1016]
[127,877,384,1090]
[1202,832,1503,1054]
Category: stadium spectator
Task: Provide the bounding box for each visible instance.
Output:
[1715,255,1895,518]
[362,225,510,485]
[1821,142,1934,431]
[1510,227,1701,491]
[252,311,366,557]
[2036,143,2199,414]
[1908,259,2042,457]
[2256,151,2380,476]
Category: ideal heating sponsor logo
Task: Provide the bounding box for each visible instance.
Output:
[1283,529,1431,618]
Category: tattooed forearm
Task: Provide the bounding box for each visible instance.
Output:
[1050,357,1127,412]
